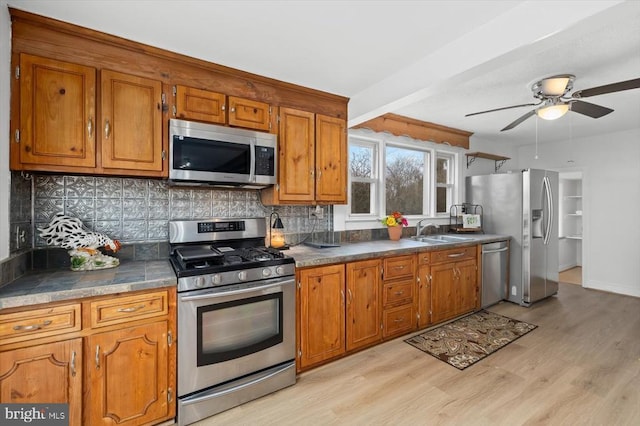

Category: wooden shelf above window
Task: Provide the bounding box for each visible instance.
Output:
[465,152,510,172]
[352,113,473,149]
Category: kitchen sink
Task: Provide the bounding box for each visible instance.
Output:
[411,234,475,244]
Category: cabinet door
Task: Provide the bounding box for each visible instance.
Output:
[87,321,170,426]
[278,107,315,202]
[346,259,382,351]
[431,262,457,324]
[298,265,345,369]
[456,259,477,315]
[0,338,82,426]
[315,114,347,203]
[174,85,226,124]
[18,53,96,169]
[228,96,271,131]
[101,70,163,173]
[417,264,431,329]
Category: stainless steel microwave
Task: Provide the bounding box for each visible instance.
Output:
[168,119,276,188]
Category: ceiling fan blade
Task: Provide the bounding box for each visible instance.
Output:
[572,77,640,98]
[465,102,540,117]
[570,100,614,118]
[501,110,536,131]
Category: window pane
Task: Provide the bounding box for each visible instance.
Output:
[385,146,424,215]
[437,158,449,184]
[436,186,450,213]
[351,182,372,214]
[350,145,373,178]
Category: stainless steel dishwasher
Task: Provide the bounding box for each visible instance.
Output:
[481,240,509,308]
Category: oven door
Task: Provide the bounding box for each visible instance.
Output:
[177,277,295,397]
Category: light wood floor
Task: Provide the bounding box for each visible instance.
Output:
[560,266,582,285]
[195,283,640,425]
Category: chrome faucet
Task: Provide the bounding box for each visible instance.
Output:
[416,219,440,237]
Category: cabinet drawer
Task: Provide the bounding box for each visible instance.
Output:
[383,304,415,338]
[431,246,477,264]
[382,279,414,307]
[0,304,81,345]
[90,290,168,328]
[418,251,431,265]
[382,255,415,281]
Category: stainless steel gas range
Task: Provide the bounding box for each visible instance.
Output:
[169,218,296,425]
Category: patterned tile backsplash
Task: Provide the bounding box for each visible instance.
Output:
[10,173,331,249]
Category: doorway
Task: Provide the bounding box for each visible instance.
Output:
[558,172,583,285]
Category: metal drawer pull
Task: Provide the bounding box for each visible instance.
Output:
[394,317,405,323]
[394,291,404,296]
[393,265,406,269]
[95,345,100,369]
[104,119,111,139]
[13,320,52,331]
[117,304,146,313]
[447,252,466,258]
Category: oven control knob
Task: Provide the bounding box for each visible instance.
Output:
[195,276,206,288]
[211,274,221,285]
[275,266,285,275]
[237,271,248,281]
[262,268,272,278]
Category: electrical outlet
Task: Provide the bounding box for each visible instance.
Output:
[309,206,324,219]
[15,225,27,250]
[511,285,517,296]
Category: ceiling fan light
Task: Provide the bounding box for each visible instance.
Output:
[541,77,571,96]
[537,103,569,120]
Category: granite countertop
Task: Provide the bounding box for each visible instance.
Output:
[288,234,510,268]
[0,234,509,310]
[0,260,177,310]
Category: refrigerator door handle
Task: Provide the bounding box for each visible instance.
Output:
[543,175,553,245]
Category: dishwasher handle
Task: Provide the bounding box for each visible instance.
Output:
[482,247,509,254]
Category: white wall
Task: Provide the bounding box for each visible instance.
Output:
[1,0,11,261]
[517,128,640,297]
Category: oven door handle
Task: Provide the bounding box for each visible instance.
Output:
[179,280,292,302]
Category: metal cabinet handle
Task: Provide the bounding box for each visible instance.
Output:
[447,252,466,258]
[95,345,100,369]
[347,288,353,303]
[117,304,145,313]
[71,351,77,377]
[393,265,406,269]
[13,320,52,331]
[340,290,345,304]
[230,107,236,113]
[87,118,93,138]
[394,291,404,296]
[221,105,226,111]
[104,119,110,139]
[393,317,405,323]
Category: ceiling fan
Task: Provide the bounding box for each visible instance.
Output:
[466,75,640,131]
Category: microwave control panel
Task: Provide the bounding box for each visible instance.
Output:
[255,146,275,176]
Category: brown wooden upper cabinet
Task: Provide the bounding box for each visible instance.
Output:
[173,85,272,132]
[261,107,347,205]
[12,53,166,177]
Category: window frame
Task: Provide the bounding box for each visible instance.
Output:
[348,137,379,218]
[334,130,463,231]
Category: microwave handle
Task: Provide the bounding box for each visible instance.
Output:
[249,140,256,183]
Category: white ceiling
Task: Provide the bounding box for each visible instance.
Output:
[9,0,640,145]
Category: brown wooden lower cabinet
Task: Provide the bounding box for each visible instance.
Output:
[296,246,480,372]
[298,264,346,370]
[0,338,83,426]
[86,321,170,425]
[346,259,382,351]
[0,287,176,426]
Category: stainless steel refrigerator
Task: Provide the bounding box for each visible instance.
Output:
[466,169,559,306]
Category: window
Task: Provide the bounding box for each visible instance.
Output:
[385,145,429,215]
[338,130,460,230]
[349,140,377,215]
[436,153,455,214]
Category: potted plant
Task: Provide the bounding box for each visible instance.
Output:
[381,211,408,241]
